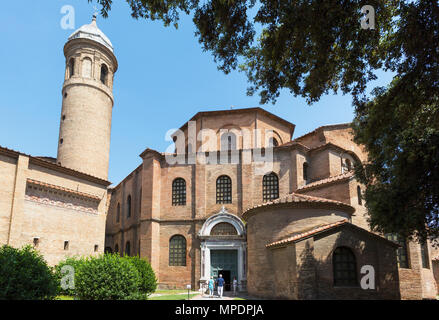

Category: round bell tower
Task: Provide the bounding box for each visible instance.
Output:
[57,15,118,180]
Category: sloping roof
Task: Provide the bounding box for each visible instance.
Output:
[297,172,354,193]
[0,145,111,186]
[293,123,351,142]
[68,15,113,52]
[266,220,400,249]
[174,107,295,135]
[243,193,355,220]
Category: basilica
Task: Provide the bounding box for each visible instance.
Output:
[0,16,438,299]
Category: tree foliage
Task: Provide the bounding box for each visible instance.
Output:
[90,0,439,240]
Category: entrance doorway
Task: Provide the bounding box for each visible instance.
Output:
[210,249,238,291]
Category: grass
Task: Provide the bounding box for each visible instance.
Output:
[233,297,246,300]
[153,289,189,295]
[149,293,198,300]
[55,295,75,300]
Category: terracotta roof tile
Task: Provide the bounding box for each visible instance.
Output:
[266,220,349,248]
[297,172,354,192]
[27,179,101,201]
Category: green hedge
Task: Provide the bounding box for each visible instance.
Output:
[54,256,85,297]
[123,255,157,295]
[0,245,58,300]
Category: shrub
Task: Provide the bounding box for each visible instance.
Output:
[0,245,58,300]
[54,256,85,296]
[75,253,141,300]
[123,255,157,295]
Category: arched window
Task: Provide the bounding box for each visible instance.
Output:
[216,175,232,204]
[116,203,120,222]
[68,58,75,78]
[357,186,362,205]
[268,137,279,147]
[125,241,131,256]
[127,195,132,218]
[263,172,279,202]
[211,222,237,236]
[333,247,357,286]
[169,235,186,266]
[385,234,409,268]
[172,178,186,206]
[303,162,309,182]
[100,64,108,85]
[82,58,92,78]
[114,244,119,253]
[221,132,237,151]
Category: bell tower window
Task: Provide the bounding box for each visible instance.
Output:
[100,64,108,85]
[68,58,75,78]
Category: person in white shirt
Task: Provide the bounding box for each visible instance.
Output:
[232,277,238,296]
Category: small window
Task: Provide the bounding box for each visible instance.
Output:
[127,195,132,218]
[263,172,279,202]
[59,138,63,144]
[33,238,40,247]
[169,235,186,266]
[64,241,69,251]
[211,222,237,236]
[116,203,120,223]
[216,175,232,204]
[303,162,309,182]
[357,186,362,205]
[268,137,279,147]
[94,245,99,252]
[100,64,108,85]
[421,242,430,269]
[125,241,131,256]
[385,234,409,268]
[172,178,186,206]
[333,247,357,287]
[68,58,75,78]
[62,115,66,121]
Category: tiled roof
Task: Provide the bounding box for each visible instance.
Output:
[266,220,349,248]
[27,179,101,201]
[297,172,354,192]
[0,145,110,186]
[243,193,355,219]
[292,123,351,142]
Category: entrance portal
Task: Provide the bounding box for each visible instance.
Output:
[210,249,238,291]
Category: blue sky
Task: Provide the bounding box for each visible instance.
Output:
[0,1,394,184]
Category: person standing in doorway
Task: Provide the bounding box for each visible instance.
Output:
[232,276,238,296]
[217,274,225,298]
[208,276,215,298]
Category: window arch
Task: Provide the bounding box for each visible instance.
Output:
[357,186,362,205]
[169,235,186,266]
[211,222,237,236]
[82,58,92,78]
[127,195,132,218]
[303,162,309,182]
[100,64,108,85]
[172,178,186,206]
[268,137,279,147]
[216,175,232,204]
[125,241,131,256]
[221,132,237,151]
[333,247,357,286]
[263,172,279,202]
[116,203,120,222]
[68,58,75,78]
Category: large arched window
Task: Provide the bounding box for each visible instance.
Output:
[127,195,132,218]
[125,241,131,256]
[221,132,237,151]
[303,162,309,182]
[169,235,186,266]
[116,203,120,222]
[385,234,409,268]
[211,222,237,236]
[216,175,232,204]
[68,58,75,78]
[172,178,186,206]
[100,64,108,85]
[263,172,279,202]
[268,137,279,147]
[333,247,358,286]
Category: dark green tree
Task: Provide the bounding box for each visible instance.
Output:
[90,0,439,240]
